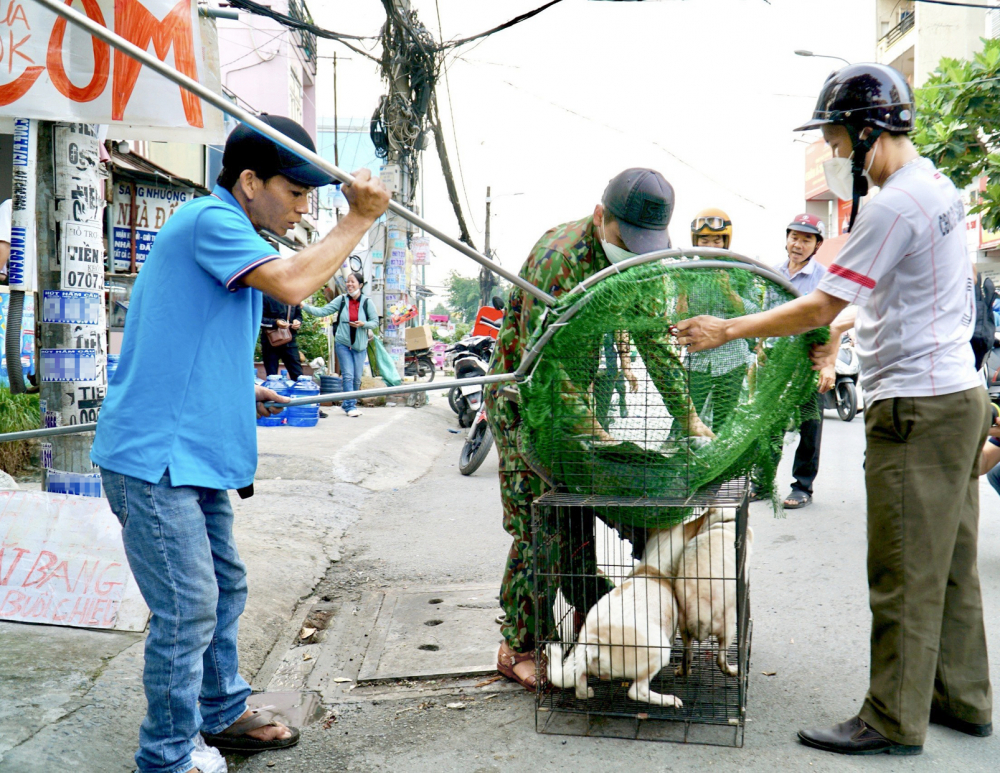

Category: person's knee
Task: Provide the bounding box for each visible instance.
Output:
[988,464,1000,497]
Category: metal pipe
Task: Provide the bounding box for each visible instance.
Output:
[34,0,557,307]
[0,373,517,443]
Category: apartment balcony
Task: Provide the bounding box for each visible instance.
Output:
[877,12,915,66]
[288,0,318,74]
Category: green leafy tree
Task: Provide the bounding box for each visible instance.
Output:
[914,39,1000,231]
[445,271,482,322]
[429,302,450,318]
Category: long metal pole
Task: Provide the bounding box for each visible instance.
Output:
[33,0,556,307]
[0,373,517,444]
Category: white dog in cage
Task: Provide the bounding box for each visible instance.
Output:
[673,508,753,678]
[546,512,710,706]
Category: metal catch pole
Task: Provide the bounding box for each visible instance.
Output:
[0,373,516,444]
[32,0,556,307]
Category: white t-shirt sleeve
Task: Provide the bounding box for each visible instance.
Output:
[817,200,914,307]
[0,199,12,244]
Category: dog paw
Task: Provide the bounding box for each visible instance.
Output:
[669,696,684,709]
[587,687,595,699]
[674,665,688,678]
[722,663,738,677]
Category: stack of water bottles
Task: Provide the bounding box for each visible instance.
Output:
[256,369,321,428]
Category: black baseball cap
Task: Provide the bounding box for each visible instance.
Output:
[223,114,335,188]
[602,168,674,253]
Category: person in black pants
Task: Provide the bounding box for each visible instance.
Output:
[261,293,303,379]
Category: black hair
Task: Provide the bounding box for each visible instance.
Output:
[349,271,365,288]
[217,164,280,191]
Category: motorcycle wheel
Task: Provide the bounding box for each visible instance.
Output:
[448,386,461,414]
[459,423,493,476]
[416,356,435,382]
[459,405,476,428]
[836,381,857,422]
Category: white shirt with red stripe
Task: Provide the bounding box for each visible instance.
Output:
[817,157,978,404]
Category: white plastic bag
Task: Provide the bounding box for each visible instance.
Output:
[191,734,228,773]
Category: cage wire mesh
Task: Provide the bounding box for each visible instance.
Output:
[520,257,816,745]
[519,258,828,517]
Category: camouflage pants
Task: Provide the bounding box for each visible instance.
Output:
[498,466,614,654]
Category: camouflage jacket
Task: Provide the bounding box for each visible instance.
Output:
[486,216,610,472]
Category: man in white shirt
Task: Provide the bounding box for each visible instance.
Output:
[773,214,833,508]
[674,63,991,756]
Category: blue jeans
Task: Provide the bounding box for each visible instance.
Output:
[101,468,251,773]
[988,462,1000,498]
[336,342,368,412]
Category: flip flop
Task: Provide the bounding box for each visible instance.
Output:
[784,490,812,509]
[200,707,300,753]
[497,643,546,692]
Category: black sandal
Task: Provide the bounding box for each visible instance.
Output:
[784,490,812,509]
[201,707,300,753]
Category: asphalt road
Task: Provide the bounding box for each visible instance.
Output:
[236,403,1000,773]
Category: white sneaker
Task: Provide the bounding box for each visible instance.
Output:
[347,408,362,417]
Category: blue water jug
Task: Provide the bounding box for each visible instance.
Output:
[286,375,320,427]
[257,374,288,427]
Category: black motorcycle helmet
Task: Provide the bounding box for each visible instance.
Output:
[795,63,915,231]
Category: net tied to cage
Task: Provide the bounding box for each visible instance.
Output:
[519,258,827,527]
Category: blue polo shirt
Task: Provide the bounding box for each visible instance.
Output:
[92,186,279,489]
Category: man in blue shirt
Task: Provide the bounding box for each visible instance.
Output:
[92,116,389,773]
[771,214,835,508]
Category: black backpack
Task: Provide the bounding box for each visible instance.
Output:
[971,273,997,371]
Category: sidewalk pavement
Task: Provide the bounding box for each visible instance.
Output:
[0,395,455,771]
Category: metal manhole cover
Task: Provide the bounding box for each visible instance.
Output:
[357,584,502,682]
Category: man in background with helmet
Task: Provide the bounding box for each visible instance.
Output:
[775,213,834,509]
[674,64,991,755]
[685,208,756,428]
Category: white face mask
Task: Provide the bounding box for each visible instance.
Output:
[823,141,878,201]
[349,288,361,299]
[600,222,637,264]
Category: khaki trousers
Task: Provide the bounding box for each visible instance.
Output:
[859,387,992,745]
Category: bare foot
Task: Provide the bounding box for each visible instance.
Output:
[235,708,292,742]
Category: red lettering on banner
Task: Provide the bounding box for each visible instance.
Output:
[6,3,29,29]
[103,599,117,625]
[66,595,92,625]
[113,0,202,126]
[88,597,107,625]
[21,550,57,587]
[0,545,30,585]
[47,0,110,102]
[37,559,72,592]
[94,562,122,596]
[72,559,99,594]
[51,597,71,622]
[26,595,50,618]
[0,588,27,616]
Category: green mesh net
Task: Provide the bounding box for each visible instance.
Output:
[519,258,827,528]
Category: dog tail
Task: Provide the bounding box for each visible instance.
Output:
[546,642,576,688]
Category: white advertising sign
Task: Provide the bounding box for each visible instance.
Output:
[112,181,193,271]
[61,221,104,291]
[0,490,148,632]
[0,0,224,142]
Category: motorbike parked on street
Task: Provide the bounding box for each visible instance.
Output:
[459,403,493,475]
[404,348,435,382]
[821,332,860,422]
[448,297,505,428]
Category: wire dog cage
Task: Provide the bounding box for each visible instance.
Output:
[521,257,812,747]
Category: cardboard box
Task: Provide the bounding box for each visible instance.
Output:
[405,325,434,351]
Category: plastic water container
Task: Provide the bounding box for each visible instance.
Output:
[286,376,320,427]
[280,369,295,391]
[257,374,288,427]
[106,354,120,385]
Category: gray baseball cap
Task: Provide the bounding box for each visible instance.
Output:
[602,168,674,253]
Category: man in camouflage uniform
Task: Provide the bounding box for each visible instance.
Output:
[487,168,712,689]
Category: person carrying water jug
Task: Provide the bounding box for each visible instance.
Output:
[303,270,378,418]
[89,115,391,773]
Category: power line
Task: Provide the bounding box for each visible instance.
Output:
[437,0,565,50]
[911,0,1000,8]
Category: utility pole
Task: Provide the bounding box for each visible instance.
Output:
[37,122,107,493]
[480,185,494,306]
